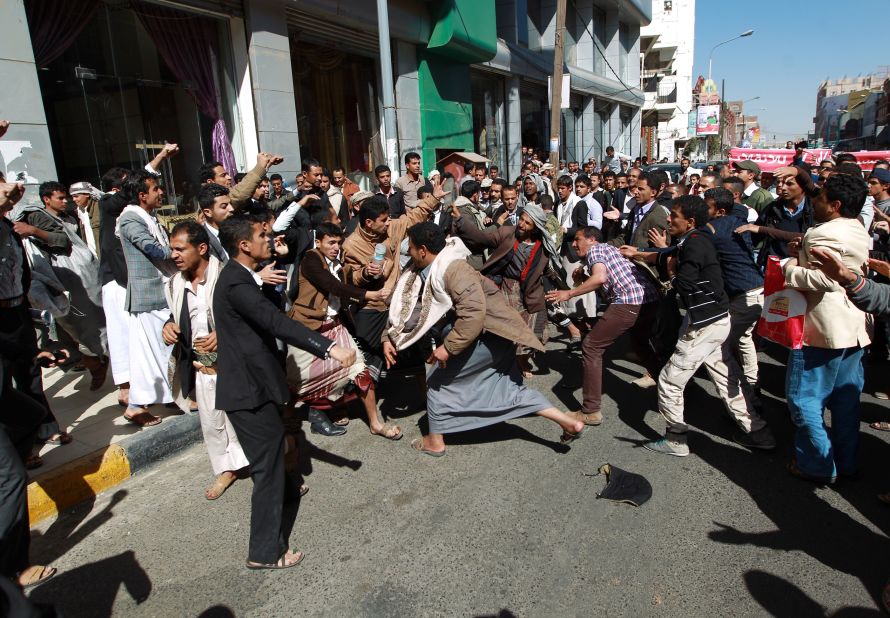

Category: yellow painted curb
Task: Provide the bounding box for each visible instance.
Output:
[28,445,132,525]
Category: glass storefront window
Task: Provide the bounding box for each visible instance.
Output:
[520,84,548,152]
[35,2,241,204]
[471,72,506,171]
[290,41,380,173]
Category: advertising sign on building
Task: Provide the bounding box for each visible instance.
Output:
[700,79,720,105]
[696,105,720,135]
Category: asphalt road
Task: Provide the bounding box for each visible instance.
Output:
[26,336,890,617]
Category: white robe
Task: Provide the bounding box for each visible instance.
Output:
[102,280,130,385]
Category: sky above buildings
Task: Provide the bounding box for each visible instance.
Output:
[691,0,890,142]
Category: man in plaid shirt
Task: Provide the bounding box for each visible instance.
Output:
[546,226,660,426]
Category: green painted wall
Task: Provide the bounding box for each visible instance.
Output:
[418,0,497,167]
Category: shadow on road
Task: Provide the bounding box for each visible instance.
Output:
[29,549,151,616]
[744,569,882,617]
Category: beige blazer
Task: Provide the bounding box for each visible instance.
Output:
[783,217,872,349]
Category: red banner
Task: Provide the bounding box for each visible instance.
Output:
[730,148,890,172]
[729,148,832,172]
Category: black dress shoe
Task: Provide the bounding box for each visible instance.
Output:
[308,408,346,436]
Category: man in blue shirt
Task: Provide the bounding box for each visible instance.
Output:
[703,188,765,402]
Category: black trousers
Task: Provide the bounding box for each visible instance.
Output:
[0,305,59,441]
[225,401,298,564]
[0,380,47,578]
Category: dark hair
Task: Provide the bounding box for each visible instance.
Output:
[722,177,745,195]
[637,170,666,191]
[602,170,616,179]
[704,187,734,214]
[197,183,230,212]
[407,222,446,254]
[269,173,283,182]
[823,173,867,218]
[321,168,332,178]
[122,170,157,203]
[836,162,863,178]
[616,172,627,179]
[577,226,603,242]
[539,194,554,211]
[332,166,346,175]
[464,161,475,174]
[474,163,487,172]
[672,194,710,226]
[835,153,857,165]
[170,220,210,248]
[606,146,615,154]
[101,167,130,192]
[681,157,690,163]
[359,195,389,227]
[501,184,518,194]
[874,159,890,168]
[310,207,336,228]
[556,175,574,188]
[315,222,343,241]
[301,158,321,173]
[38,181,66,202]
[404,152,421,165]
[198,162,223,184]
[374,165,391,178]
[460,180,480,199]
[491,178,507,190]
[234,172,247,184]
[701,172,719,184]
[218,215,257,257]
[490,165,499,172]
[417,184,433,201]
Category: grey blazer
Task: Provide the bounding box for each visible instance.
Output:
[118,210,175,313]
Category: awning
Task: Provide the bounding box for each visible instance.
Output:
[566,63,645,107]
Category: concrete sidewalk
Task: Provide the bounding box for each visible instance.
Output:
[27,366,201,525]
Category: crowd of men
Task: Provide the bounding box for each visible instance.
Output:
[3,113,890,600]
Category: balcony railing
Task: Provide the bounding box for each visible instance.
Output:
[657,87,677,104]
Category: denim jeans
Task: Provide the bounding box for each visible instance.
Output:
[785,346,864,479]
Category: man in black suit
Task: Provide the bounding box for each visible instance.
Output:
[214,214,356,569]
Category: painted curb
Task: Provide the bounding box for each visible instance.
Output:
[28,413,202,525]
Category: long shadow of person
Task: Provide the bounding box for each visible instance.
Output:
[438,419,570,454]
[744,569,882,617]
[31,489,127,565]
[697,432,890,609]
[28,549,151,616]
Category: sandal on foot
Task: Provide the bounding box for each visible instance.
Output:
[18,565,56,589]
[124,411,162,427]
[371,423,403,441]
[870,421,890,431]
[332,416,350,427]
[299,483,309,497]
[25,453,43,470]
[246,550,304,570]
[44,432,73,445]
[411,438,445,457]
[205,474,237,500]
[560,429,583,444]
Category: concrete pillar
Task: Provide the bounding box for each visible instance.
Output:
[496,0,521,44]
[0,0,57,205]
[580,95,596,161]
[505,76,522,181]
[574,1,594,72]
[603,9,620,84]
[245,0,300,181]
[394,41,422,175]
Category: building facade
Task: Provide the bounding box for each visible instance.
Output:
[1,0,651,206]
[814,68,890,150]
[639,0,694,162]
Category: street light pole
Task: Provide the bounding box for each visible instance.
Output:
[704,29,753,160]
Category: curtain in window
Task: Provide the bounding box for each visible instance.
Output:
[24,0,101,67]
[133,1,237,176]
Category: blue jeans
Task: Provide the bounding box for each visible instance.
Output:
[785,346,864,479]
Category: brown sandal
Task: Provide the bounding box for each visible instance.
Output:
[124,411,162,427]
[205,473,237,500]
[18,565,56,588]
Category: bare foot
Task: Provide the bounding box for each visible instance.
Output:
[18,565,56,588]
[370,423,402,440]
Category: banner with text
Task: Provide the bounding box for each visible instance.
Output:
[730,148,890,172]
[729,148,832,172]
[696,105,720,135]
